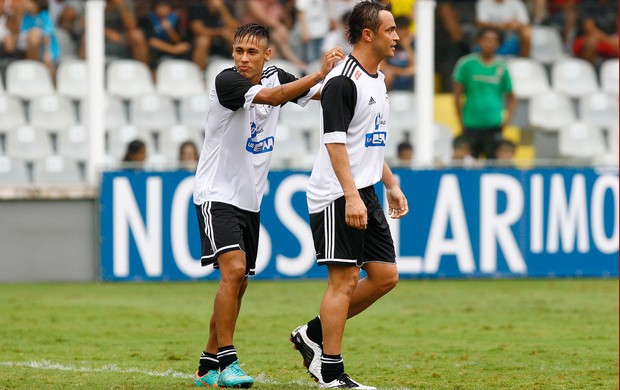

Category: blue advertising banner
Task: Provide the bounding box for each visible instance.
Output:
[100,167,618,281]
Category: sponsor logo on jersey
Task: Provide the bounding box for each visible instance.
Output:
[365,131,386,147]
[368,96,376,105]
[246,136,275,154]
[354,70,362,80]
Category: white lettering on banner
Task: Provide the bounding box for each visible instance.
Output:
[113,177,162,277]
[423,175,475,274]
[480,174,526,273]
[171,177,214,278]
[274,174,315,276]
[547,174,589,253]
[530,174,544,253]
[591,175,619,254]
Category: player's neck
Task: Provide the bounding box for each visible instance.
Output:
[351,48,381,75]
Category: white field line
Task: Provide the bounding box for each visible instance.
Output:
[0,360,411,389]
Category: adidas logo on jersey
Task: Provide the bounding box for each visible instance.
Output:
[368,97,376,105]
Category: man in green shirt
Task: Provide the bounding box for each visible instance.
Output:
[453,27,516,159]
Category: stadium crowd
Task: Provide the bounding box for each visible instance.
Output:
[0,0,617,184]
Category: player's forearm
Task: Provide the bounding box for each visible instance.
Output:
[253,71,324,106]
[381,161,399,191]
[325,143,359,199]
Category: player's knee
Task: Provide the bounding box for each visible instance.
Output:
[381,270,399,293]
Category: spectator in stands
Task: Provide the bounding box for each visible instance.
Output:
[296,0,329,63]
[15,0,60,76]
[435,0,471,92]
[396,140,414,166]
[494,138,516,164]
[140,0,191,70]
[448,134,477,166]
[0,0,18,57]
[189,0,238,71]
[322,10,352,56]
[572,0,618,65]
[453,28,516,159]
[179,140,199,170]
[83,0,148,64]
[123,139,147,167]
[240,0,306,71]
[541,0,579,43]
[48,0,82,36]
[381,15,415,91]
[476,0,532,57]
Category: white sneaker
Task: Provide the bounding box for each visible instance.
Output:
[290,324,323,382]
[319,373,376,389]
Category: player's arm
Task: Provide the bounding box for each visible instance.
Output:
[381,161,408,219]
[326,144,367,229]
[253,47,344,106]
[453,81,465,128]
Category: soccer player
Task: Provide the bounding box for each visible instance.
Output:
[192,23,344,388]
[290,2,408,389]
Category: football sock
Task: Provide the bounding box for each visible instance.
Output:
[197,351,218,376]
[217,345,237,370]
[321,353,344,383]
[306,316,323,345]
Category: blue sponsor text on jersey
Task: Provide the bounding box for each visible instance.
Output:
[246,136,275,154]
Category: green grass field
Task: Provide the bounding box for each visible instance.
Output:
[0,278,617,389]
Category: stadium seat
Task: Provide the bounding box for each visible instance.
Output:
[179,93,209,129]
[57,59,88,100]
[80,95,128,129]
[265,59,302,78]
[6,60,54,99]
[279,101,322,153]
[609,122,618,154]
[600,58,619,95]
[156,59,205,99]
[0,95,27,131]
[578,92,618,130]
[388,91,417,144]
[0,155,29,185]
[551,57,598,98]
[56,125,89,160]
[433,123,454,162]
[107,59,155,99]
[5,125,53,159]
[29,94,77,133]
[559,122,607,159]
[107,125,154,161]
[205,58,235,90]
[531,26,566,64]
[506,58,550,99]
[129,94,177,157]
[270,124,312,168]
[157,124,203,162]
[32,155,83,184]
[528,91,575,131]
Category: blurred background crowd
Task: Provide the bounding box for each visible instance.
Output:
[0,0,617,184]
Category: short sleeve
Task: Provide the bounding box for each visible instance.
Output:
[321,76,356,142]
[453,58,466,85]
[501,65,513,93]
[215,69,257,111]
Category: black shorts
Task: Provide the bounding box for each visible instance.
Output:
[310,186,396,267]
[195,201,260,276]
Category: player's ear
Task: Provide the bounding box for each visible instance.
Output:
[363,28,373,42]
[264,47,272,62]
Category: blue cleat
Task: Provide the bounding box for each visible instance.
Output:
[194,369,219,387]
[218,360,253,388]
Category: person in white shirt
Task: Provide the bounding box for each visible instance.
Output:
[192,22,344,389]
[296,0,330,63]
[476,0,532,57]
[290,2,409,389]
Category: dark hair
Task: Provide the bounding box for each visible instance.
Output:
[346,1,392,45]
[496,139,516,151]
[477,27,502,42]
[452,134,471,149]
[234,23,271,45]
[178,140,199,159]
[123,139,146,162]
[394,15,410,29]
[397,141,413,155]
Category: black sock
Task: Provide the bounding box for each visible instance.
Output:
[197,351,218,376]
[321,353,344,383]
[217,345,237,371]
[306,316,323,345]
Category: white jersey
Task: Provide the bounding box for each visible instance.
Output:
[307,55,390,214]
[193,66,318,212]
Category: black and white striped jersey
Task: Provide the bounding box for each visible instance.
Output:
[193,66,318,212]
[307,55,390,214]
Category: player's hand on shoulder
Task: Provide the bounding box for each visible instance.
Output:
[319,47,345,78]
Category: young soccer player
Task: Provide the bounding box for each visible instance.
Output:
[290,2,409,389]
[192,23,344,388]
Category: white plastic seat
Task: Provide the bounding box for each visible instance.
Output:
[279,102,321,153]
[388,91,417,144]
[129,93,177,157]
[57,59,88,100]
[528,91,575,131]
[578,92,618,130]
[205,58,235,90]
[107,125,154,161]
[56,125,89,160]
[6,60,54,99]
[506,58,550,99]
[157,124,203,162]
[270,124,312,168]
[0,95,27,131]
[80,95,127,129]
[531,26,566,65]
[29,94,77,133]
[179,93,210,129]
[265,59,302,78]
[600,58,619,96]
[32,155,83,184]
[551,57,598,98]
[559,122,607,159]
[107,59,155,99]
[156,59,205,99]
[5,125,53,159]
[0,156,29,185]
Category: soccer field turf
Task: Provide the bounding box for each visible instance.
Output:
[0,278,617,389]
